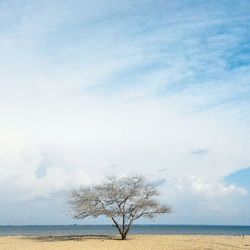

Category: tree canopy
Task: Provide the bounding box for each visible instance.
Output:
[67,175,172,240]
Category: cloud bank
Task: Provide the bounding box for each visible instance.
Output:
[0,0,249,224]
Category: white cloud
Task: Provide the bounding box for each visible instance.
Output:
[176,176,248,198]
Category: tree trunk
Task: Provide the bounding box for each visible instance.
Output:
[111,217,128,240]
[121,233,127,240]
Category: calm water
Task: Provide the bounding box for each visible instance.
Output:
[0,225,250,236]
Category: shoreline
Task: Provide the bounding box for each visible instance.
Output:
[0,233,249,237]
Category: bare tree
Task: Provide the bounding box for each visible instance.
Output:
[67,175,172,240]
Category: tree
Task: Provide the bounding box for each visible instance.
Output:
[67,175,172,240]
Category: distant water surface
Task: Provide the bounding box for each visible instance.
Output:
[0,225,250,236]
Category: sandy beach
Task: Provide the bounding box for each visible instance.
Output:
[0,235,249,250]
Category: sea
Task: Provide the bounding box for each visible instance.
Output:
[0,225,250,236]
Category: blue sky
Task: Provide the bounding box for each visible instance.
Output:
[0,0,250,225]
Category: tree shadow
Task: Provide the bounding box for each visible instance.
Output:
[22,235,121,242]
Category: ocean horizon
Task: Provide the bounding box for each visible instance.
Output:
[0,225,250,236]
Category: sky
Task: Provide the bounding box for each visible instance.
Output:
[0,0,250,225]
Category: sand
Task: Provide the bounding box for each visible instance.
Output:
[0,235,249,250]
